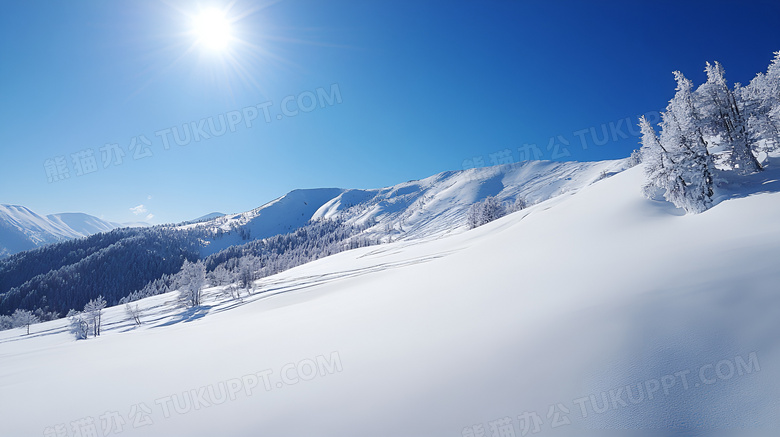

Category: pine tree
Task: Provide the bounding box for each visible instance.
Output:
[697,61,762,174]
[663,72,714,213]
[640,72,715,213]
[741,51,780,152]
[639,115,675,198]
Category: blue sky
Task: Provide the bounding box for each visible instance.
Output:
[1,0,779,224]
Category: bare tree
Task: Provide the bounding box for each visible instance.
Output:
[125,303,143,326]
[84,296,107,337]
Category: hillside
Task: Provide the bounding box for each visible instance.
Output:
[183,158,629,254]
[1,159,778,436]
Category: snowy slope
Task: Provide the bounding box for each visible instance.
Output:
[0,205,125,257]
[182,188,349,255]
[2,159,779,436]
[189,212,226,223]
[47,212,120,236]
[187,159,629,256]
[313,159,629,240]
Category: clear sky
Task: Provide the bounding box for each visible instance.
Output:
[2,0,779,224]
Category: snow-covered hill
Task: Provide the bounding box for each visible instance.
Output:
[2,158,779,436]
[186,159,630,255]
[0,205,130,258]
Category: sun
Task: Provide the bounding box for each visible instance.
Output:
[192,8,232,51]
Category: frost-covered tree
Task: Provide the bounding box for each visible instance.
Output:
[467,196,505,229]
[640,115,677,198]
[696,62,762,174]
[238,259,254,291]
[0,314,13,331]
[178,260,206,307]
[741,51,780,152]
[641,72,714,213]
[627,148,643,167]
[12,309,39,335]
[509,196,527,213]
[125,303,142,326]
[84,296,106,337]
[67,309,88,340]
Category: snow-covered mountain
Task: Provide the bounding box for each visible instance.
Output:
[2,156,779,436]
[0,160,631,317]
[0,160,627,260]
[0,205,134,258]
[190,212,226,223]
[184,159,630,255]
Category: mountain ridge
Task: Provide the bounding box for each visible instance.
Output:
[0,205,155,258]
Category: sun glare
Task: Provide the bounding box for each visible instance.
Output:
[193,8,232,51]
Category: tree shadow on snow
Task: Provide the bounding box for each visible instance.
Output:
[712,156,780,206]
[154,305,213,327]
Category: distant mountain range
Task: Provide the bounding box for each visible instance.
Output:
[0,205,148,258]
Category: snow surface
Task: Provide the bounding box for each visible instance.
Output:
[2,159,779,436]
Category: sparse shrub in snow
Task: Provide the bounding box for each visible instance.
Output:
[11,309,39,335]
[221,284,244,302]
[125,303,142,326]
[594,170,610,182]
[468,196,505,229]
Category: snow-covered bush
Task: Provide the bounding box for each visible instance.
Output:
[67,309,88,340]
[468,196,505,229]
[0,314,13,331]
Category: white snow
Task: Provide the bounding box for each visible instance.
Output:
[1,159,779,436]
